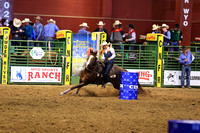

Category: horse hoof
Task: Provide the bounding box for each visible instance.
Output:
[59,92,64,96]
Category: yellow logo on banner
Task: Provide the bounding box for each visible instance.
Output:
[0,27,3,36]
[156,35,163,87]
[91,32,97,41]
[65,32,72,85]
[2,29,10,84]
[146,33,158,41]
[56,30,66,39]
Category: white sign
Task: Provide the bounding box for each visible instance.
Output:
[164,70,200,86]
[127,69,154,85]
[11,66,62,83]
[30,47,45,59]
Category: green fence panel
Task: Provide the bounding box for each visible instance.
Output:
[113,43,158,86]
[8,40,66,85]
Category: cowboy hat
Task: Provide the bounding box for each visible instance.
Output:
[79,22,89,28]
[22,18,31,23]
[161,23,169,29]
[127,24,134,29]
[47,19,55,23]
[152,24,158,30]
[34,16,42,21]
[113,20,122,28]
[13,18,22,28]
[97,21,105,26]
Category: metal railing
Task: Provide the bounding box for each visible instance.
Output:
[7,40,66,84]
[113,43,158,86]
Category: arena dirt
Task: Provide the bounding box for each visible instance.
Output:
[0,85,199,133]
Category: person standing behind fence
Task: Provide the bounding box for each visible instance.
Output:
[22,18,34,47]
[33,16,43,41]
[110,20,124,50]
[43,19,59,47]
[123,24,136,50]
[170,24,183,52]
[179,46,194,88]
[11,18,23,55]
[161,24,171,46]
[94,21,110,42]
[78,22,90,34]
[152,24,160,33]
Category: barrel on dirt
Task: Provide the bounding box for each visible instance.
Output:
[119,72,139,100]
[168,120,200,133]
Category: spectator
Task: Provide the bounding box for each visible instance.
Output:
[101,42,116,88]
[43,19,59,47]
[110,20,124,50]
[78,22,90,34]
[22,18,34,47]
[179,46,194,88]
[94,21,110,42]
[10,18,23,55]
[152,24,160,33]
[170,24,183,52]
[161,24,171,46]
[33,16,43,41]
[123,24,136,50]
[30,21,36,40]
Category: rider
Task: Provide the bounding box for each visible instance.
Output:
[101,42,116,88]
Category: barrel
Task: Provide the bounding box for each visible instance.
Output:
[168,120,200,133]
[119,72,139,100]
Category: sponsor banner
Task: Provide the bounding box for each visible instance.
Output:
[72,34,97,76]
[0,0,14,26]
[30,47,45,59]
[127,69,154,85]
[164,70,200,86]
[11,66,62,83]
[146,33,157,41]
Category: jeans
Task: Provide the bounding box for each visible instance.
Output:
[181,65,191,87]
[170,41,179,51]
[104,62,114,84]
[27,37,34,47]
[44,37,54,47]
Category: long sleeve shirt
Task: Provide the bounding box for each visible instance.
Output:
[43,23,59,38]
[102,47,116,61]
[78,28,90,34]
[163,30,171,42]
[22,25,33,38]
[123,29,136,42]
[33,22,43,40]
[179,51,193,65]
[11,25,23,36]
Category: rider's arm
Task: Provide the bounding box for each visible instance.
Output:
[109,48,116,60]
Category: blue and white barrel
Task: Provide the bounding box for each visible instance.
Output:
[119,72,139,100]
[168,120,200,133]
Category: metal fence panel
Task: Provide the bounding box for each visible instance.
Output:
[8,40,66,84]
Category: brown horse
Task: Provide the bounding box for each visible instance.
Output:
[59,51,144,96]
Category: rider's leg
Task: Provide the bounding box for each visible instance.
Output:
[104,62,114,85]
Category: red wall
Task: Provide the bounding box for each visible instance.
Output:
[13,0,200,42]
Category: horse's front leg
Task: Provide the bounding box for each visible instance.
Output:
[59,82,88,96]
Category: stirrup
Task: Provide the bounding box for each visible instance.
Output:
[110,75,116,78]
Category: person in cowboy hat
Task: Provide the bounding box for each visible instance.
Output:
[152,24,160,33]
[123,24,136,50]
[161,23,171,46]
[94,21,110,42]
[170,24,183,52]
[101,41,116,88]
[110,20,124,50]
[78,22,90,34]
[22,18,34,46]
[10,18,23,54]
[43,19,59,46]
[179,46,194,88]
[33,16,43,41]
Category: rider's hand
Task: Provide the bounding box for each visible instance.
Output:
[102,59,105,62]
[108,58,111,61]
[185,58,188,62]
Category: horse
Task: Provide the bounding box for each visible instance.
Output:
[59,51,144,96]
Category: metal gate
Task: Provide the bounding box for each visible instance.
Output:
[114,44,158,86]
[7,40,66,84]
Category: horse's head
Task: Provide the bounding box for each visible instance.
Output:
[86,51,98,69]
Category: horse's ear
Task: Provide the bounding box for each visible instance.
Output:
[94,51,98,56]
